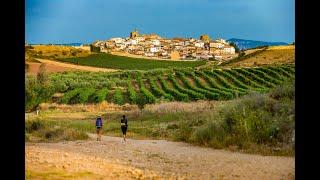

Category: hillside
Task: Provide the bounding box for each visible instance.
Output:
[25,45,205,71]
[26,59,118,75]
[227,38,289,50]
[220,45,295,68]
[26,64,295,111]
[25,45,91,59]
[26,79,295,178]
[56,53,206,70]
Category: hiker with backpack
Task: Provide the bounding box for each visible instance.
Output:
[120,115,128,142]
[95,115,103,141]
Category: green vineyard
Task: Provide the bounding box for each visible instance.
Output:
[48,64,295,105]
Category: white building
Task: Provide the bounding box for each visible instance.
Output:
[145,52,155,57]
[216,38,227,44]
[134,36,145,42]
[128,39,137,45]
[150,47,160,53]
[110,38,125,44]
[151,39,161,46]
[195,42,205,48]
[210,41,225,49]
[223,46,235,54]
[161,52,168,56]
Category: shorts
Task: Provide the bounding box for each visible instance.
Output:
[96,126,102,133]
[121,126,127,135]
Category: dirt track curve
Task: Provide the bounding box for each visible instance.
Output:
[26,134,295,179]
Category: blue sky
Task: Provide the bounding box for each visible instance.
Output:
[26,0,295,44]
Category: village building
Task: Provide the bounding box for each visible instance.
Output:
[209,41,225,48]
[130,30,139,38]
[91,30,238,61]
[222,45,235,54]
[200,34,210,42]
[170,50,180,60]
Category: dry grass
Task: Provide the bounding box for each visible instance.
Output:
[25,58,119,75]
[144,100,225,113]
[224,45,295,68]
[26,45,91,59]
[37,101,138,113]
[35,100,224,115]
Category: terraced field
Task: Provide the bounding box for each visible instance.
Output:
[47,64,295,105]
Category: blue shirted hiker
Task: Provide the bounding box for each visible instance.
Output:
[95,115,103,141]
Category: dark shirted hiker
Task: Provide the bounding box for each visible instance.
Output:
[120,115,128,141]
[95,115,103,141]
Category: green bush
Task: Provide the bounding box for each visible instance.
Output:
[113,88,124,105]
[59,88,81,104]
[77,88,96,104]
[190,80,295,153]
[127,81,137,104]
[92,88,108,103]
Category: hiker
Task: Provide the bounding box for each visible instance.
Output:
[95,115,103,141]
[120,115,128,141]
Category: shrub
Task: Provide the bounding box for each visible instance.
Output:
[269,80,295,100]
[113,88,124,105]
[92,88,108,103]
[60,88,81,104]
[77,88,96,104]
[127,81,138,104]
[192,121,226,148]
[26,120,44,133]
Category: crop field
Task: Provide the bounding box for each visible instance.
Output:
[34,64,295,106]
[56,53,206,70]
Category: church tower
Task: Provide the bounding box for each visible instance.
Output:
[130,29,139,38]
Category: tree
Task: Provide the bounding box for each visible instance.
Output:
[90,44,101,52]
[136,93,148,112]
[229,42,240,53]
[37,63,48,85]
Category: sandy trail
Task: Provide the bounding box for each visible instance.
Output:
[26,134,294,179]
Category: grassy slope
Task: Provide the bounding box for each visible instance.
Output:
[26,79,294,156]
[56,53,206,70]
[220,45,295,68]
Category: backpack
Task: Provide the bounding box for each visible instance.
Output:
[96,118,102,127]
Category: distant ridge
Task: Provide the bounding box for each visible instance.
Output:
[29,43,83,46]
[227,38,288,50]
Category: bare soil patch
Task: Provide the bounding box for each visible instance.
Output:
[26,134,294,179]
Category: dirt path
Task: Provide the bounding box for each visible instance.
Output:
[26,134,294,179]
[26,58,118,75]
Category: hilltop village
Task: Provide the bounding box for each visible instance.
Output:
[92,30,238,61]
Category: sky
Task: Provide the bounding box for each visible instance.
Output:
[26,0,295,44]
